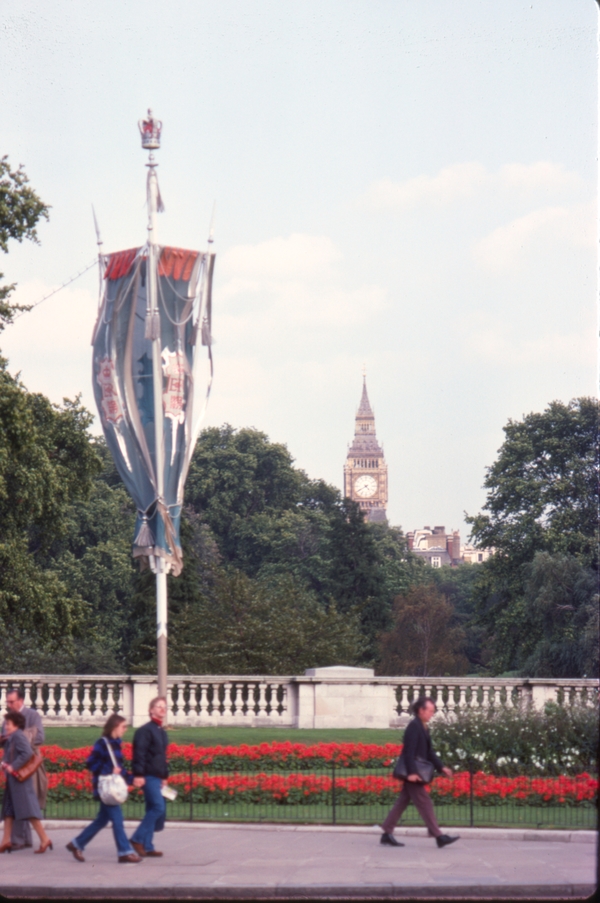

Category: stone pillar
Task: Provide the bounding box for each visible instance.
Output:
[530,682,557,711]
[295,681,315,729]
[122,681,134,723]
[132,678,158,727]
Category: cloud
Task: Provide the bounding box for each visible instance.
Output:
[473,202,595,272]
[217,232,386,328]
[1,277,100,426]
[462,319,595,369]
[220,233,342,286]
[359,161,585,212]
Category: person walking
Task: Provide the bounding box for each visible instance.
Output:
[0,711,52,854]
[65,714,141,864]
[380,696,460,848]
[1,688,46,850]
[129,697,169,858]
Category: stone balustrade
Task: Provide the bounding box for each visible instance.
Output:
[0,668,596,728]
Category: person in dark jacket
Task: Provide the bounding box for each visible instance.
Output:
[0,711,52,854]
[129,697,169,858]
[380,697,460,848]
[66,714,141,863]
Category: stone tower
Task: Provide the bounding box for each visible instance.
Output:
[344,376,388,522]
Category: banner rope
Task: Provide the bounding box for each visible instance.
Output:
[12,258,98,319]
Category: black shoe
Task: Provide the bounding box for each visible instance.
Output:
[436,834,460,848]
[380,832,405,847]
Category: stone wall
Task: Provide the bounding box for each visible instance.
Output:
[0,667,596,728]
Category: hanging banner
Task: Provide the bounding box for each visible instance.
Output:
[91,244,214,575]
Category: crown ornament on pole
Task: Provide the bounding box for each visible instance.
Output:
[138,109,162,151]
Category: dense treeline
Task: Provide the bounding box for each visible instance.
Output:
[0,157,597,678]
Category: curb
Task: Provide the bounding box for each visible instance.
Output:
[42,820,597,844]
[0,883,595,900]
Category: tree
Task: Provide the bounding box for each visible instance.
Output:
[516,552,598,678]
[377,585,468,677]
[467,398,598,571]
[466,398,599,675]
[0,364,102,665]
[171,570,364,675]
[0,156,49,329]
[185,425,416,661]
[430,564,488,672]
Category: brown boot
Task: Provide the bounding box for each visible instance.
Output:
[119,853,142,863]
[130,841,146,857]
[66,842,85,862]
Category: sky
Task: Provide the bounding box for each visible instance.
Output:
[0,0,597,537]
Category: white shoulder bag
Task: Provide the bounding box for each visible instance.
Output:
[98,738,129,806]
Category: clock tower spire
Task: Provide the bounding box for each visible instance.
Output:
[344,374,388,522]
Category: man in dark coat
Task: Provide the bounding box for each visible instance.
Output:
[380,696,460,848]
[129,697,169,857]
[1,689,45,849]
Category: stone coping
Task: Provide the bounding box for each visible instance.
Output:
[2,674,598,685]
[43,820,596,843]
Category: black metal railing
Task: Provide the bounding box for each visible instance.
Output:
[32,760,597,831]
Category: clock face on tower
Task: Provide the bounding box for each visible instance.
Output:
[354,474,377,498]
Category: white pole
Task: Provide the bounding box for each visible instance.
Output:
[146,145,168,703]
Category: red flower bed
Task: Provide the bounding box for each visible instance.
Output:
[36,769,598,808]
[40,741,401,773]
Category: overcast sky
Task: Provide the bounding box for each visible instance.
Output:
[1,0,596,537]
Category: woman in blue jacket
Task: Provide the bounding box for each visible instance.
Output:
[66,714,141,864]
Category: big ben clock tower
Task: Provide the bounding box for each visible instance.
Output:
[344,375,388,522]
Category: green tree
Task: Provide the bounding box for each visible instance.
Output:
[377,585,468,677]
[0,367,102,664]
[185,425,416,661]
[515,552,598,678]
[0,155,49,329]
[467,398,598,571]
[165,569,364,675]
[466,398,599,675]
[430,564,487,672]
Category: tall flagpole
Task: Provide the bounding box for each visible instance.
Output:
[140,109,168,703]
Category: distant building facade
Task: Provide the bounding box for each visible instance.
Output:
[461,543,493,565]
[344,377,388,523]
[407,526,461,567]
[407,526,491,567]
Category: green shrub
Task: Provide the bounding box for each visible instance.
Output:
[431,701,598,775]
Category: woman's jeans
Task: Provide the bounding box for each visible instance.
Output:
[72,801,135,858]
[130,776,166,852]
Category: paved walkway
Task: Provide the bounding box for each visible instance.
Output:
[0,822,596,899]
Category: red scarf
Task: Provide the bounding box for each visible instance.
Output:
[151,716,163,726]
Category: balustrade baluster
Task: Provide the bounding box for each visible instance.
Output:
[446,684,457,715]
[279,683,288,718]
[200,682,210,719]
[81,682,93,719]
[222,682,233,721]
[56,682,69,719]
[191,682,201,717]
[257,681,268,719]
[116,680,124,714]
[47,682,58,717]
[481,685,491,711]
[458,685,468,711]
[23,682,34,708]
